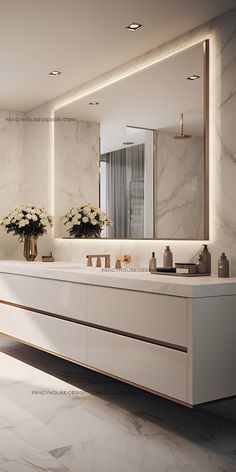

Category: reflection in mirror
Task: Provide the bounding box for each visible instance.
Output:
[54,40,208,239]
[100,128,153,238]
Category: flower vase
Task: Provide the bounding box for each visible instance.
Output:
[23,235,38,261]
[74,223,102,238]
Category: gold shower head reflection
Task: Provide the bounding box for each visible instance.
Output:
[174,113,191,139]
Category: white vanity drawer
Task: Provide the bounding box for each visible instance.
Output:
[87,328,188,402]
[0,273,87,321]
[88,286,188,348]
[0,303,87,363]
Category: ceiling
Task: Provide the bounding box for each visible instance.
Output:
[56,43,204,153]
[1,0,236,112]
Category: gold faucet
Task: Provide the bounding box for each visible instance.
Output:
[86,254,111,269]
[115,255,131,269]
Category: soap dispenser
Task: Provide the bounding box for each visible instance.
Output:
[163,246,173,268]
[201,244,211,274]
[218,253,229,278]
[149,252,157,272]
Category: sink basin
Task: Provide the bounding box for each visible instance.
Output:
[45,263,103,272]
[41,262,84,269]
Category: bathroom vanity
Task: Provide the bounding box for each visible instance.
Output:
[0,261,235,407]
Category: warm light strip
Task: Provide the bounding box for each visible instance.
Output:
[54,34,212,111]
[208,34,216,242]
[50,112,55,237]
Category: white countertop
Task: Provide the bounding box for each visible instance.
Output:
[0,260,236,298]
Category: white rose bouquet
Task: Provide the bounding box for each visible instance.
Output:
[61,204,111,238]
[1,204,53,240]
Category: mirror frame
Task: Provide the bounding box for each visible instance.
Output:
[54,39,209,241]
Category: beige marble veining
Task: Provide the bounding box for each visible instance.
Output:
[154,131,204,239]
[54,119,100,237]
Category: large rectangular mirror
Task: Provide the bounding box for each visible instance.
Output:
[54,40,209,239]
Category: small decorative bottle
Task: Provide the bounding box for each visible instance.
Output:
[218,253,229,278]
[163,246,173,268]
[196,254,206,274]
[149,252,157,272]
[201,244,211,274]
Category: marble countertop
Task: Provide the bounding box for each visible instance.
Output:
[0,260,236,298]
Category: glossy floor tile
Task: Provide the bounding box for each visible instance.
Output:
[0,334,235,471]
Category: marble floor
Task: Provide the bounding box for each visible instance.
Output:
[0,334,235,472]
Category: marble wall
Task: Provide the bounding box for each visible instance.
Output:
[23,104,54,255]
[154,131,204,239]
[54,119,100,237]
[0,110,26,259]
[0,8,235,274]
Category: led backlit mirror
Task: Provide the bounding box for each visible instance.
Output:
[54,40,209,240]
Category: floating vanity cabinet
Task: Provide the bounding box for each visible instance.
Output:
[0,262,235,407]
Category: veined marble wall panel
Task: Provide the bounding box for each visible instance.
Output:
[213,11,236,274]
[54,120,100,237]
[0,110,26,259]
[23,104,54,256]
[154,131,204,239]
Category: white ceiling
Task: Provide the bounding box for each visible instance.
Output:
[56,43,204,153]
[1,0,236,112]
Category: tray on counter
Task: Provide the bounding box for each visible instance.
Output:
[151,271,211,277]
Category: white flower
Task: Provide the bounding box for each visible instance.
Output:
[72,216,80,224]
[83,206,91,215]
[41,219,47,226]
[19,219,27,227]
[62,204,111,234]
[1,204,53,236]
[65,221,72,228]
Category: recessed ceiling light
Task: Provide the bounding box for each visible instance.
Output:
[187,74,200,80]
[123,141,134,145]
[89,101,99,106]
[49,70,61,76]
[126,22,143,31]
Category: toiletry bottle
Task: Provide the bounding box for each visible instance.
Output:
[218,253,229,278]
[201,244,211,274]
[163,246,173,268]
[196,254,206,274]
[149,252,157,272]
